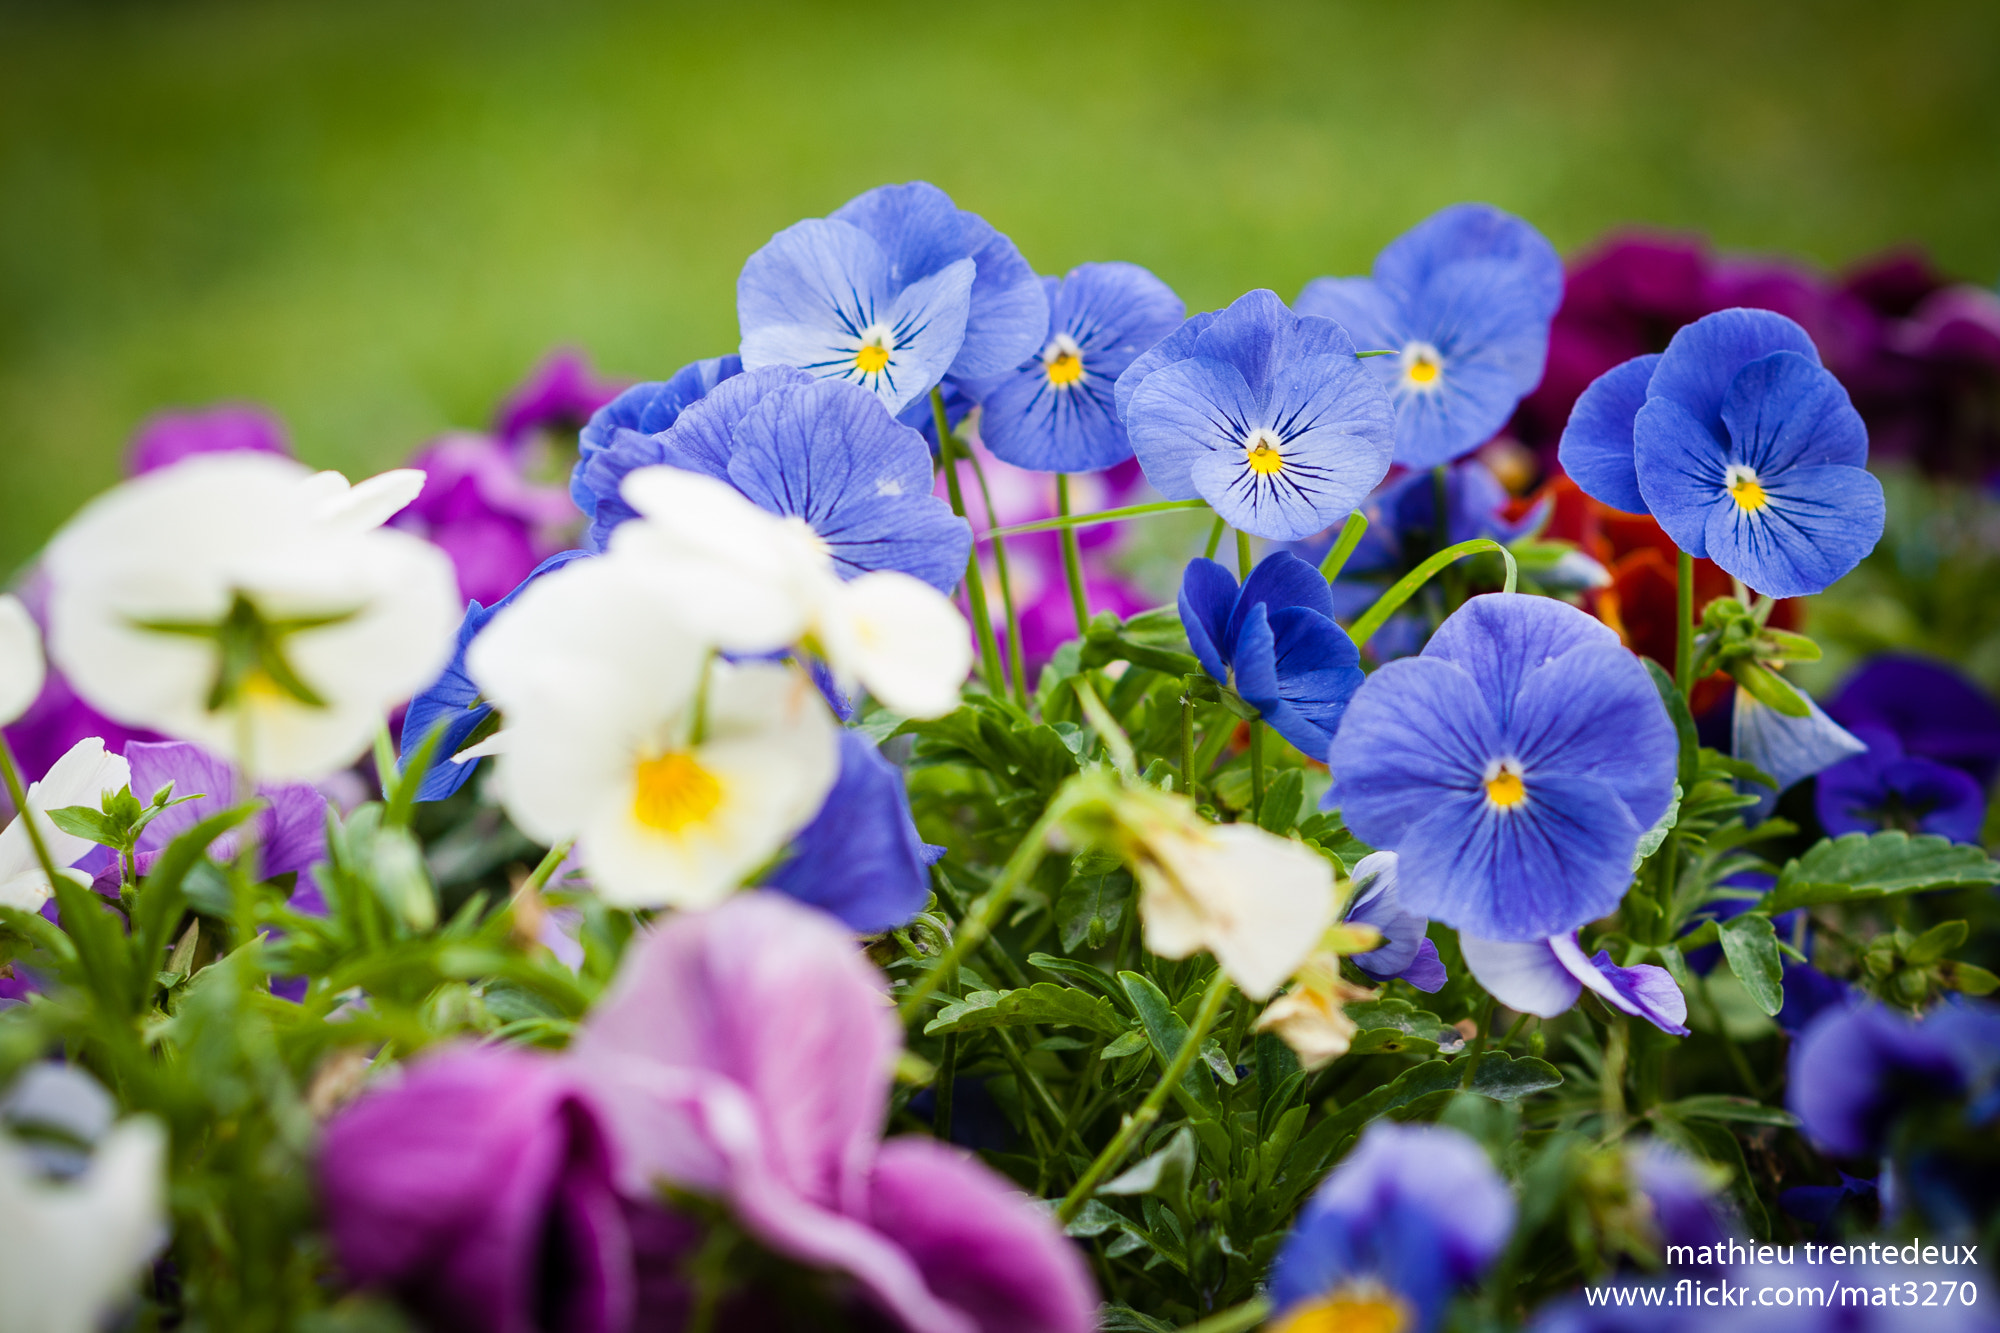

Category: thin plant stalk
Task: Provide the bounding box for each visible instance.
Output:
[983,498,1212,540]
[956,420,1031,707]
[1675,549,1696,699]
[1317,510,1370,583]
[1248,721,1265,825]
[1203,515,1226,560]
[1055,474,1090,636]
[1235,529,1253,580]
[1347,538,1519,648]
[933,394,1006,696]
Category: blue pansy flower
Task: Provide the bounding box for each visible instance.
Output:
[1118,289,1395,541]
[1460,931,1689,1036]
[1789,999,2000,1159]
[1297,204,1564,469]
[1270,1122,1513,1333]
[972,262,1185,473]
[1327,593,1677,941]
[1815,726,1986,844]
[1178,551,1364,759]
[1341,852,1446,992]
[737,181,1047,416]
[1827,654,2000,788]
[400,549,591,801]
[765,730,943,934]
[1560,308,1887,598]
[1730,685,1867,822]
[572,356,741,550]
[591,367,972,592]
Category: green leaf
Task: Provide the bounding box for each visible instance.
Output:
[1026,952,1126,1003]
[1720,914,1784,1016]
[1053,860,1131,952]
[925,982,1129,1038]
[1730,661,1809,716]
[1643,658,1699,789]
[1906,919,1969,966]
[1765,831,2000,913]
[1118,970,1221,1118]
[44,804,115,843]
[1099,1125,1196,1200]
[1631,783,1683,870]
[1660,1094,1799,1127]
[1255,768,1304,834]
[1099,1029,1149,1059]
[1343,999,1466,1057]
[1939,961,1999,996]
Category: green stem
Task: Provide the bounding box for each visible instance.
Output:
[1202,516,1226,560]
[1675,549,1696,699]
[1180,693,1197,798]
[959,431,1030,708]
[1248,721,1265,825]
[1073,678,1136,778]
[1177,1297,1273,1333]
[934,398,1006,696]
[1347,538,1519,648]
[1458,992,1497,1090]
[1235,529,1253,580]
[1055,475,1090,637]
[983,498,1211,540]
[1601,1016,1630,1137]
[522,839,575,897]
[1317,510,1370,582]
[1057,969,1232,1224]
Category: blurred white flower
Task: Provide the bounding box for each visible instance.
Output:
[467,556,839,909]
[44,454,460,781]
[0,1116,166,1333]
[0,738,131,911]
[0,595,44,728]
[813,570,975,719]
[1256,968,1374,1071]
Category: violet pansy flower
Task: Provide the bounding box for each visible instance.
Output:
[125,404,291,476]
[495,348,626,453]
[117,741,327,895]
[1459,931,1690,1036]
[569,891,1096,1333]
[1815,725,1986,843]
[1340,852,1446,993]
[1297,203,1564,469]
[1826,654,2000,788]
[1119,289,1396,541]
[1787,1000,2000,1160]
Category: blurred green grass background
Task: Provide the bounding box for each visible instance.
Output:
[3,0,1997,572]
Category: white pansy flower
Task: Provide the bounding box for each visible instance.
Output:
[467,556,839,909]
[0,1116,166,1333]
[43,454,460,781]
[0,738,131,911]
[0,595,44,727]
[813,569,975,719]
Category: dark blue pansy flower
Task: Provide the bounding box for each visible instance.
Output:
[971,262,1185,473]
[1270,1123,1513,1333]
[1297,203,1563,469]
[401,548,591,801]
[736,181,1047,416]
[765,730,943,934]
[1341,852,1446,992]
[1460,931,1689,1036]
[1827,654,2000,788]
[1328,594,1677,941]
[593,367,972,592]
[571,356,740,549]
[1789,999,2000,1159]
[1178,551,1364,759]
[1118,289,1395,541]
[1561,308,1887,598]
[1816,725,1986,843]
[1730,683,1867,822]
[896,377,975,454]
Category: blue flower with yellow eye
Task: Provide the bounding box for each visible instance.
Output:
[1297,204,1563,470]
[572,356,741,550]
[765,730,944,933]
[1560,308,1886,598]
[1117,289,1395,541]
[1270,1123,1514,1333]
[971,262,1184,473]
[1327,593,1677,942]
[737,181,1048,416]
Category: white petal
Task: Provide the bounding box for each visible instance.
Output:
[1141,822,1334,1000]
[1460,934,1583,1017]
[0,594,45,727]
[816,571,971,719]
[0,1116,166,1333]
[315,468,427,530]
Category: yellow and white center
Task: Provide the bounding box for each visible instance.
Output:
[1043,333,1085,387]
[1724,463,1768,513]
[1483,757,1528,810]
[852,323,896,377]
[1273,1281,1410,1333]
[632,750,724,834]
[1400,341,1445,392]
[1244,427,1286,476]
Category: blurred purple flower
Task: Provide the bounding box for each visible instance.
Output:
[107,741,327,899]
[495,348,627,454]
[1816,725,1986,844]
[1824,655,2000,788]
[1788,1000,2000,1159]
[570,891,1097,1333]
[391,432,580,607]
[1627,1140,1734,1256]
[124,404,292,476]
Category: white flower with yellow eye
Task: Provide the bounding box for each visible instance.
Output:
[0,595,44,727]
[0,738,132,911]
[466,556,839,910]
[43,454,459,781]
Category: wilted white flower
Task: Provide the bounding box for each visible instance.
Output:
[0,595,44,728]
[1255,968,1376,1072]
[44,454,460,780]
[467,556,839,909]
[0,738,131,911]
[0,1116,166,1333]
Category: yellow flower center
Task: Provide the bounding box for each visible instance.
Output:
[1245,429,1285,476]
[1726,465,1768,512]
[854,341,891,375]
[1273,1285,1411,1333]
[1407,356,1440,385]
[632,751,723,833]
[1046,350,1084,386]
[1401,341,1445,391]
[1484,762,1527,808]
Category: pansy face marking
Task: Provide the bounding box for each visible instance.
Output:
[1274,1282,1410,1333]
[1244,427,1286,476]
[631,751,723,833]
[1482,758,1527,809]
[1042,333,1085,387]
[1724,462,1767,512]
[1399,340,1444,393]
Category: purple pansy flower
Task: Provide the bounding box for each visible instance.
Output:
[1788,1000,2000,1160]
[391,433,581,608]
[1815,725,1986,843]
[1825,655,2000,788]
[104,741,327,898]
[1460,931,1689,1036]
[764,730,944,934]
[570,891,1097,1333]
[1340,852,1446,992]
[495,348,627,453]
[1627,1140,1735,1255]
[125,404,291,475]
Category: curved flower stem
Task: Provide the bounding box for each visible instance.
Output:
[1055,475,1090,637]
[983,498,1212,541]
[933,394,1006,696]
[1180,693,1197,797]
[1057,968,1233,1224]
[1202,515,1225,560]
[1178,1297,1273,1333]
[1346,538,1519,649]
[897,793,1072,1023]
[1317,510,1369,583]
[521,839,574,897]
[1235,529,1253,580]
[1073,678,1136,778]
[1675,549,1696,699]
[957,429,1029,707]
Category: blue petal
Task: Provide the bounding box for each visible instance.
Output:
[1292,276,1401,353]
[575,355,740,476]
[1395,771,1641,940]
[828,181,964,287]
[1732,687,1868,821]
[948,208,1049,380]
[1703,464,1885,599]
[1176,558,1239,684]
[656,365,814,479]
[1261,606,1362,753]
[1645,307,1820,445]
[1126,355,1259,503]
[1509,642,1678,831]
[1421,593,1620,733]
[1581,948,1690,1036]
[1113,308,1218,423]
[978,359,1129,473]
[1458,935,1581,1017]
[726,380,971,591]
[1558,353,1659,515]
[1721,350,1868,475]
[1190,289,1359,397]
[1371,203,1563,320]
[1632,394,1727,559]
[1395,939,1449,993]
[1228,551,1338,644]
[1055,262,1186,376]
[765,730,932,933]
[1344,851,1428,980]
[1328,656,1499,845]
